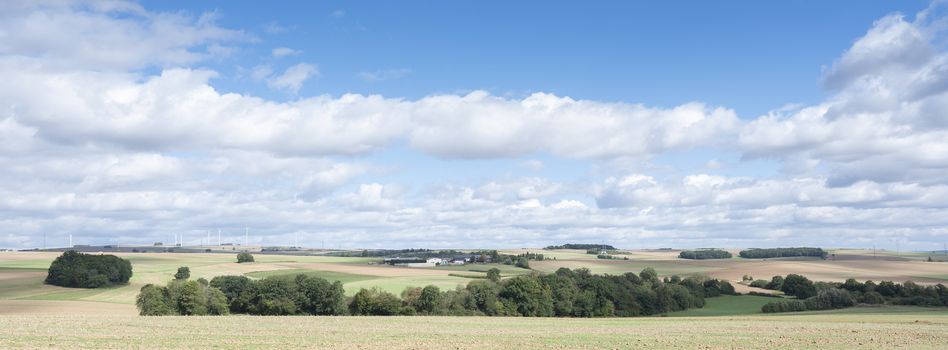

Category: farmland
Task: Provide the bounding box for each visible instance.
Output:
[1,248,946,315]
[1,308,947,349]
[1,248,947,348]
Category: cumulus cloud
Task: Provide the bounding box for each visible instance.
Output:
[2,0,948,250]
[740,2,948,186]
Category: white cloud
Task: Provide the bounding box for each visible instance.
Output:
[0,1,245,71]
[2,1,948,250]
[271,47,300,58]
[357,68,411,82]
[267,63,319,93]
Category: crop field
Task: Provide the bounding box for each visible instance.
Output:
[1,307,946,349]
[1,249,947,348]
[1,248,946,315]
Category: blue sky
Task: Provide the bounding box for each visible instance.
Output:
[1,0,947,250]
[141,0,929,115]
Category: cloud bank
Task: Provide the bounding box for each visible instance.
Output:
[1,1,946,250]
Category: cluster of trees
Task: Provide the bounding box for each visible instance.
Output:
[347,268,735,317]
[545,243,616,250]
[516,252,545,261]
[137,278,229,316]
[236,253,254,263]
[595,254,629,260]
[678,249,733,260]
[45,251,133,288]
[738,247,827,259]
[139,267,736,317]
[758,274,948,313]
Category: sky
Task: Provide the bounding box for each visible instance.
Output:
[1,0,947,250]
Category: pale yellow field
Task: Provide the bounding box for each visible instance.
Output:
[1,308,947,349]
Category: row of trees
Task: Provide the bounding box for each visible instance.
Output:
[678,249,733,260]
[545,243,616,250]
[759,274,948,313]
[138,267,736,317]
[45,251,133,288]
[738,247,827,259]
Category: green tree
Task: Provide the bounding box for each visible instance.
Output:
[174,266,190,280]
[486,268,502,283]
[297,275,347,315]
[169,280,208,315]
[136,284,174,316]
[209,275,254,313]
[499,275,553,317]
[781,274,817,299]
[417,285,441,314]
[236,252,255,263]
[45,251,133,288]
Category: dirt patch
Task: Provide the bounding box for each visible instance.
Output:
[0,300,136,315]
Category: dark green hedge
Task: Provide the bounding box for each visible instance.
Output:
[739,247,827,259]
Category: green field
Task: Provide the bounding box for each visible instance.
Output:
[1,307,946,349]
[664,295,780,317]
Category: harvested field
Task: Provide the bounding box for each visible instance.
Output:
[0,307,946,349]
[0,300,136,316]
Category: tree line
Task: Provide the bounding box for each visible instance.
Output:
[678,249,733,260]
[137,267,736,317]
[757,274,948,313]
[738,247,827,259]
[45,251,132,288]
[545,243,617,250]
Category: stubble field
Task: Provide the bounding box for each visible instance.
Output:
[1,308,947,349]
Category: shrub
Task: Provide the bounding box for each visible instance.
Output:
[45,251,132,288]
[174,267,190,280]
[237,252,255,263]
[761,300,807,313]
[749,279,769,288]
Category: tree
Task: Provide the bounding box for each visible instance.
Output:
[499,275,553,317]
[486,268,502,283]
[466,280,501,315]
[639,267,659,283]
[136,284,174,316]
[297,276,347,315]
[168,280,208,315]
[237,253,255,263]
[174,267,190,280]
[349,288,403,316]
[781,274,816,299]
[765,275,784,290]
[209,275,254,313]
[416,285,441,314]
[45,251,133,288]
